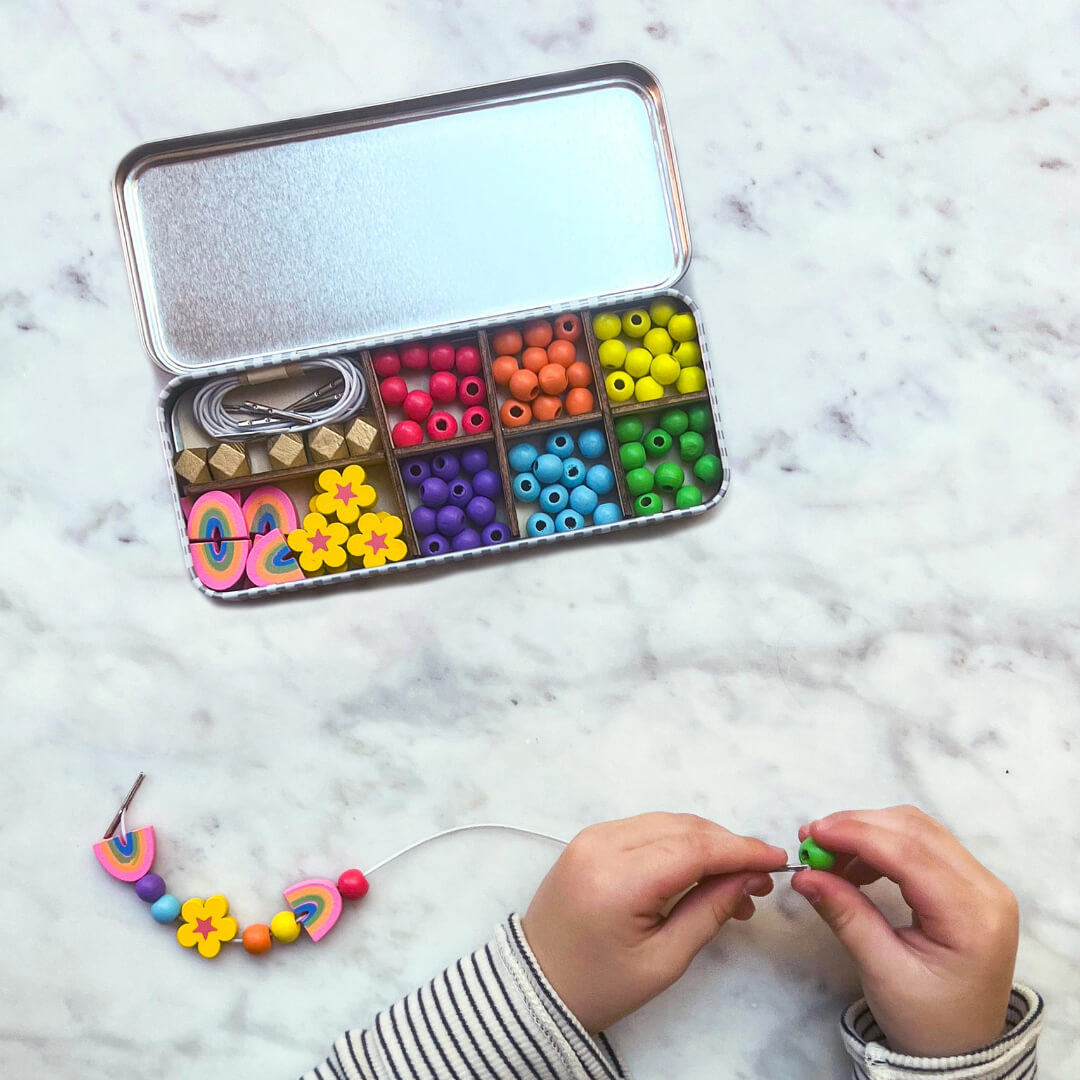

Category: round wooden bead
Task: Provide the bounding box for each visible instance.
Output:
[619,442,646,470]
[150,894,181,923]
[625,467,654,496]
[585,464,615,494]
[648,298,678,327]
[270,910,301,943]
[338,869,370,900]
[604,371,634,402]
[135,873,166,903]
[569,484,598,516]
[526,512,555,537]
[427,412,459,440]
[615,416,644,443]
[546,340,576,368]
[392,420,424,447]
[501,400,532,427]
[509,368,540,402]
[654,462,685,493]
[561,457,586,488]
[419,477,450,507]
[634,492,664,516]
[565,388,594,415]
[554,313,582,342]
[546,432,575,458]
[458,376,487,406]
[402,458,431,486]
[676,366,707,394]
[592,312,621,340]
[436,505,466,536]
[401,344,429,369]
[566,361,593,389]
[598,339,626,371]
[447,478,474,508]
[462,447,490,474]
[451,528,481,551]
[798,837,836,870]
[622,309,650,338]
[539,484,569,513]
[381,376,408,407]
[538,363,568,396]
[593,502,622,525]
[508,443,538,473]
[493,355,519,386]
[693,453,723,485]
[373,349,400,377]
[521,347,548,374]
[456,345,482,375]
[532,395,564,422]
[492,328,523,356]
[667,313,697,342]
[624,347,652,379]
[421,534,450,556]
[660,408,690,436]
[679,431,706,461]
[429,342,456,371]
[462,406,492,435]
[643,327,673,357]
[532,453,564,483]
[523,320,553,348]
[482,523,509,545]
[687,404,712,433]
[644,429,673,458]
[431,453,459,480]
[650,354,680,386]
[675,484,704,509]
[577,428,606,459]
[429,371,458,403]
[472,469,501,499]
[466,496,496,528]
[513,473,540,502]
[673,341,702,367]
[412,505,438,535]
[634,375,664,402]
[243,924,273,954]
[403,389,434,422]
[555,509,584,532]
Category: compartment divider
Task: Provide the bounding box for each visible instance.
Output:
[478,329,521,538]
[582,313,634,518]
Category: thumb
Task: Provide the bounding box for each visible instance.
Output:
[792,870,898,969]
[662,872,773,961]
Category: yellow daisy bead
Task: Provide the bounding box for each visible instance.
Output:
[346,512,409,568]
[176,895,239,959]
[624,347,653,379]
[598,339,627,371]
[313,464,376,525]
[286,512,350,574]
[673,341,702,367]
[270,910,302,943]
[634,375,665,402]
[642,327,673,357]
[676,366,707,394]
[650,354,680,386]
[604,370,635,403]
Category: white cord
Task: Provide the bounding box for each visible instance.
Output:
[365,824,568,875]
[192,356,368,439]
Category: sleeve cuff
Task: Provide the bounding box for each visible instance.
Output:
[841,985,1043,1079]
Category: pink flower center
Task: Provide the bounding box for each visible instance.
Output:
[194,917,216,940]
[334,483,355,504]
[309,529,330,552]
[368,531,388,553]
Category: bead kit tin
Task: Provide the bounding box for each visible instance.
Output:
[114,62,730,598]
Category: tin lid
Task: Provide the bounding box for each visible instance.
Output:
[114,62,690,375]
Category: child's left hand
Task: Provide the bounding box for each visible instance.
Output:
[521,813,788,1032]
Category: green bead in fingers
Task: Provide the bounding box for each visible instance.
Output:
[798,837,836,870]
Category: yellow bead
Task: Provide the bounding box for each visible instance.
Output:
[676,366,707,394]
[634,375,665,402]
[648,298,678,327]
[605,370,635,403]
[643,327,673,357]
[598,339,627,371]
[668,313,697,342]
[650,354,680,386]
[593,312,622,341]
[624,347,653,379]
[622,309,650,338]
[673,341,702,367]
[270,910,301,943]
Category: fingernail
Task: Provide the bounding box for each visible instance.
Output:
[743,874,770,896]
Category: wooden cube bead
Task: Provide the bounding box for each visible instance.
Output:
[173,447,210,486]
[207,442,250,481]
[344,417,379,456]
[307,424,347,463]
[267,432,307,470]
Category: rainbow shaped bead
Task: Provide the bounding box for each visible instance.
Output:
[186,490,247,543]
[283,878,343,943]
[189,538,250,591]
[93,826,156,882]
[242,487,299,537]
[245,529,304,588]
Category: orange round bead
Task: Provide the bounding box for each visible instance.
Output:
[501,399,533,428]
[509,368,540,402]
[533,395,564,422]
[492,354,519,386]
[565,387,595,416]
[537,363,568,396]
[521,347,548,374]
[546,339,577,368]
[553,313,582,342]
[242,924,273,955]
[492,328,523,356]
[523,320,553,349]
[566,361,593,389]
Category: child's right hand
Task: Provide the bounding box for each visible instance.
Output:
[791,805,1019,1057]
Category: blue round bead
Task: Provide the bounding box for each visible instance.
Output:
[451,527,481,551]
[540,484,569,513]
[546,431,575,459]
[593,502,622,525]
[526,512,556,537]
[447,477,474,508]
[401,458,431,487]
[435,504,466,537]
[532,453,564,484]
[508,442,539,474]
[150,893,181,924]
[430,453,460,481]
[461,447,490,475]
[585,464,615,495]
[555,509,584,532]
[513,473,540,503]
[561,457,587,489]
[419,477,450,508]
[577,428,607,459]
[421,533,450,556]
[471,468,501,499]
[569,485,599,516]
[466,495,496,528]
[412,505,438,536]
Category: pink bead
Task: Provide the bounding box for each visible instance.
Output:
[401,344,428,370]
[380,376,408,407]
[462,406,491,434]
[403,390,434,422]
[458,375,486,406]
[426,411,458,441]
[429,371,458,404]
[338,868,369,900]
[392,420,424,447]
[372,349,400,378]
[429,342,455,371]
[455,345,482,376]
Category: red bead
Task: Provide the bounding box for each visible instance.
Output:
[455,345,482,376]
[429,342,455,371]
[427,411,458,440]
[380,376,408,407]
[403,390,434,422]
[392,420,424,447]
[458,376,486,406]
[373,349,400,378]
[401,344,428,370]
[462,406,491,434]
[338,869,369,900]
[429,371,458,404]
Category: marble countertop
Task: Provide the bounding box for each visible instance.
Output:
[1,2,1077,1077]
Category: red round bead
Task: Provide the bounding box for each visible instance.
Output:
[392,420,424,447]
[373,349,400,378]
[338,869,370,900]
[462,406,492,434]
[403,389,434,422]
[458,376,486,406]
[401,344,428,370]
[429,371,458,404]
[380,376,408,407]
[429,342,456,371]
[426,411,458,440]
[455,345,482,376]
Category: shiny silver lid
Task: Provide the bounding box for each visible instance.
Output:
[114,62,690,375]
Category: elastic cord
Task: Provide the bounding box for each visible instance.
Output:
[365,824,567,875]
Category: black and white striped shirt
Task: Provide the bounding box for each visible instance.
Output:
[303,916,1043,1080]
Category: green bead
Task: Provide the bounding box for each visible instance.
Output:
[634,492,664,516]
[625,467,654,496]
[659,408,689,437]
[654,462,685,493]
[614,416,644,444]
[648,298,678,327]
[798,838,836,871]
[675,484,703,509]
[687,404,711,433]
[643,428,672,459]
[678,431,705,461]
[619,442,647,470]
[693,453,722,486]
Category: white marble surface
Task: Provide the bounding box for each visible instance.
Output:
[1,1,1078,1077]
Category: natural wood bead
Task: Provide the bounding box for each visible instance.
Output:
[173,447,210,485]
[207,442,251,481]
[306,424,347,463]
[267,432,307,470]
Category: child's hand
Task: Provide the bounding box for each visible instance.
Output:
[521,813,787,1032]
[791,806,1019,1057]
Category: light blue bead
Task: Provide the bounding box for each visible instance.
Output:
[540,484,569,513]
[593,502,622,525]
[569,485,599,516]
[150,893,181,924]
[512,473,540,503]
[561,457,587,489]
[555,509,584,532]
[585,464,615,495]
[532,453,564,484]
[508,442,539,474]
[546,431,575,459]
[577,428,606,460]
[526,512,555,537]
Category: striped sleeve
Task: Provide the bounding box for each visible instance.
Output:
[841,985,1043,1080]
[301,914,627,1080]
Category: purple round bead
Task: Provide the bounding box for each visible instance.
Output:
[401,458,431,487]
[472,468,501,499]
[481,522,509,546]
[447,477,474,508]
[135,873,166,903]
[421,533,450,557]
[430,453,460,481]
[451,527,481,551]
[466,496,496,528]
[461,447,490,475]
[435,504,466,537]
[412,505,438,536]
[419,477,450,508]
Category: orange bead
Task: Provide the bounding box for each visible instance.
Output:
[509,368,540,402]
[521,347,548,374]
[533,395,564,422]
[523,320,553,349]
[546,339,577,368]
[501,399,533,428]
[242,924,272,955]
[565,387,595,416]
[553,313,582,342]
[537,363,568,396]
[566,361,593,389]
[492,354,519,386]
[492,328,523,356]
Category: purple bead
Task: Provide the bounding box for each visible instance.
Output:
[412,505,438,536]
[481,522,509,546]
[461,447,490,475]
[435,504,466,537]
[451,527,481,551]
[466,496,496,528]
[135,873,166,903]
[401,459,430,487]
[472,468,501,499]
[447,477,474,508]
[430,453,460,481]
[421,533,450,557]
[419,477,449,508]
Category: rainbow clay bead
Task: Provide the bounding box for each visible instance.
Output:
[659,408,689,436]
[644,428,672,459]
[634,375,664,402]
[598,339,627,371]
[676,366,707,394]
[472,469,501,499]
[667,312,697,342]
[150,894,181,923]
[593,502,622,525]
[623,347,652,379]
[634,492,664,516]
[592,312,622,341]
[569,485,599,516]
[625,467,654,496]
[561,457,586,488]
[513,473,540,502]
[577,428,606,459]
[619,442,646,470]
[546,431,575,458]
[526,512,555,537]
[679,431,706,461]
[688,404,712,433]
[654,462,685,493]
[605,371,634,402]
[614,416,644,444]
[648,298,678,327]
[675,484,704,509]
[532,453,564,484]
[643,327,673,357]
[554,509,584,532]
[508,442,539,473]
[584,464,615,495]
[798,837,836,871]
[270,910,302,943]
[693,453,723,486]
[539,484,569,513]
[650,354,680,386]
[673,341,702,367]
[622,309,650,338]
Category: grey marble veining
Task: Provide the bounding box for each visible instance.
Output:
[1,2,1078,1078]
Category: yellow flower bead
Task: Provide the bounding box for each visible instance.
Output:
[176,895,239,959]
[634,375,665,402]
[650,354,680,386]
[312,464,376,525]
[622,309,650,338]
[598,339,627,371]
[667,313,697,342]
[592,312,622,341]
[676,366,707,394]
[648,298,678,327]
[673,341,702,367]
[624,347,653,379]
[270,910,302,943]
[286,512,350,574]
[642,327,673,357]
[346,512,409,568]
[604,370,635,403]
[308,494,320,513]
